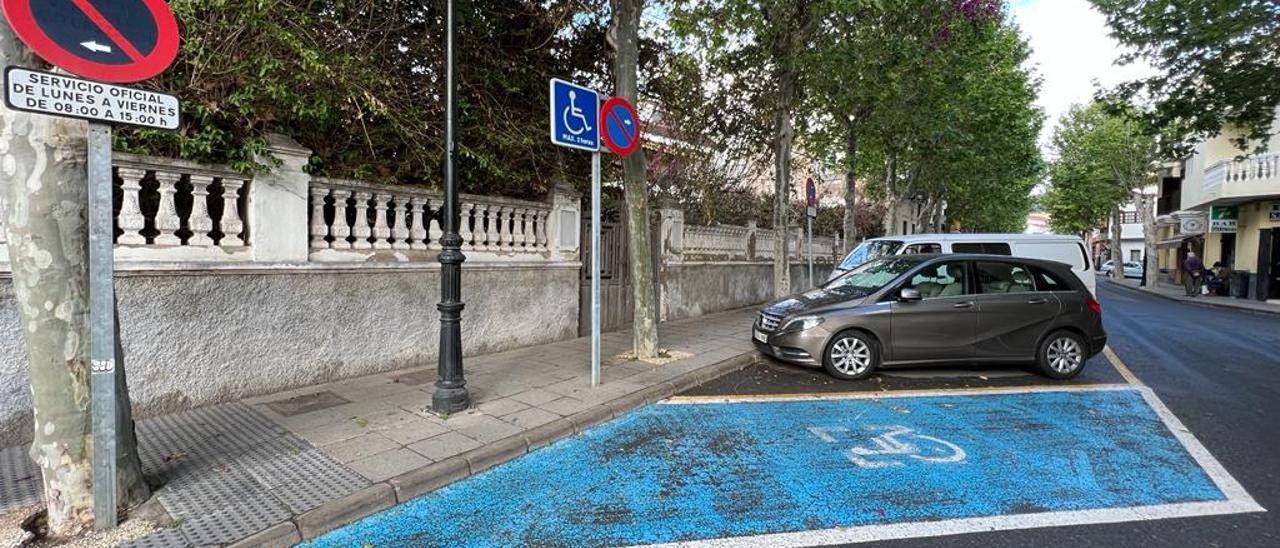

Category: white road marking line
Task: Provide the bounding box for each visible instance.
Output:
[644,385,1263,547]
[1103,345,1145,386]
[663,383,1135,405]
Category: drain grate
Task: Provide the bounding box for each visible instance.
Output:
[264,391,351,417]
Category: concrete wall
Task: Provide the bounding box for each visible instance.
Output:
[0,265,578,446]
[661,262,833,321]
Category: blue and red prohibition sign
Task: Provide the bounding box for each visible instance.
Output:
[600,96,641,157]
[1,0,180,83]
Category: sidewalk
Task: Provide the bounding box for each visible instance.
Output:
[0,308,761,547]
[1104,277,1280,316]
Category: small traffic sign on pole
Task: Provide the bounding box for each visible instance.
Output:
[1,0,180,83]
[548,78,603,387]
[549,78,600,151]
[600,96,641,157]
[4,67,180,129]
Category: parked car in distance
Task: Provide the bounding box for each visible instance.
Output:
[828,233,1096,295]
[756,254,1106,381]
[1098,260,1144,279]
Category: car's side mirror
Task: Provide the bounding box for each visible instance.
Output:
[899,288,922,302]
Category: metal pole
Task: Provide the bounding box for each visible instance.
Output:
[591,151,602,387]
[433,0,470,414]
[88,123,117,530]
[807,216,814,287]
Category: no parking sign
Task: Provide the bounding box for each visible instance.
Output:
[600,96,641,157]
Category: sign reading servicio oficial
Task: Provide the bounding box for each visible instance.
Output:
[4,67,179,129]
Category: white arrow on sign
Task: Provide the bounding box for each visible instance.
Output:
[80,41,113,54]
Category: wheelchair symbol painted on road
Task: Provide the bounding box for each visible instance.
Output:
[808,425,967,468]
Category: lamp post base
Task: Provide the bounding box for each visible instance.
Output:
[431,386,470,415]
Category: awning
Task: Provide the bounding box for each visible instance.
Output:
[1157,233,1202,248]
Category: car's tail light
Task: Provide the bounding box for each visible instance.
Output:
[1085,295,1102,316]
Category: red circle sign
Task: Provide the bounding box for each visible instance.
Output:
[600,96,642,157]
[2,0,180,83]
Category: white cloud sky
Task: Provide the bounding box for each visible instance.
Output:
[1009,0,1155,158]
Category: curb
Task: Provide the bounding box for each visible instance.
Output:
[231,349,762,544]
[1102,278,1280,317]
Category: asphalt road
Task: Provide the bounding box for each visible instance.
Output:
[686,280,1280,547]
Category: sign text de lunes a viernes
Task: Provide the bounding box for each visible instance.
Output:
[5,68,179,130]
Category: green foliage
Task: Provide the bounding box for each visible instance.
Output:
[1043,102,1158,235]
[116,0,612,200]
[1091,0,1280,154]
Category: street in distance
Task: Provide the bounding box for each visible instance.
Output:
[4,67,180,130]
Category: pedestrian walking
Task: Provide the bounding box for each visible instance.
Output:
[1183,251,1205,297]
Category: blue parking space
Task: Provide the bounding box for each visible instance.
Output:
[305,387,1259,547]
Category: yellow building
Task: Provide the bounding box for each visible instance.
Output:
[1163,110,1280,301]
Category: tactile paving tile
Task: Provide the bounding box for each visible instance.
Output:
[174,490,292,547]
[117,527,191,548]
[137,403,288,473]
[0,445,40,512]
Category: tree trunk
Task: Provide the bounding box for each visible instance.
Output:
[841,118,858,252]
[1110,208,1124,280]
[1,27,149,538]
[611,0,658,358]
[1136,189,1158,287]
[881,151,898,236]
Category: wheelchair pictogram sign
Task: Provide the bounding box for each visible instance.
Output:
[808,424,967,468]
[549,78,599,151]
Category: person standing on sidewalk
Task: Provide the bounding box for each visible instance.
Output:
[1183,251,1205,297]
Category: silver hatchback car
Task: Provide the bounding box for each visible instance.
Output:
[752,254,1106,380]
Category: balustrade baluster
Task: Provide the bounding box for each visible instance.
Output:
[484,205,500,250]
[187,174,215,246]
[352,191,373,250]
[220,178,247,247]
[522,209,537,250]
[408,195,428,250]
[472,203,490,250]
[535,210,548,250]
[391,196,410,250]
[116,167,147,245]
[371,192,392,249]
[310,187,332,250]
[328,188,352,249]
[153,172,182,245]
[459,202,475,250]
[428,198,444,250]
[497,206,513,249]
[510,207,527,249]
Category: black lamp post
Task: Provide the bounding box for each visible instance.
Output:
[433,0,470,414]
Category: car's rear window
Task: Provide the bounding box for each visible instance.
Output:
[951,242,1011,255]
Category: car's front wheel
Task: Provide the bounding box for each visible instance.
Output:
[1037,330,1087,380]
[823,331,880,381]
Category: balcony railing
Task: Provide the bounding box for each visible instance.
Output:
[1203,153,1280,199]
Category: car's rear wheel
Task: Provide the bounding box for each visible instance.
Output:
[823,331,879,381]
[1037,330,1087,379]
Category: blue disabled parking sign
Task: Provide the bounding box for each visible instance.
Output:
[549,78,599,151]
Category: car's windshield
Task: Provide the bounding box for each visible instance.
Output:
[838,240,904,271]
[824,257,919,294]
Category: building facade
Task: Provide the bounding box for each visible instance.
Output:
[1157,110,1280,301]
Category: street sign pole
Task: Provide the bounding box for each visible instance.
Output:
[807,216,813,288]
[591,150,602,388]
[87,122,116,530]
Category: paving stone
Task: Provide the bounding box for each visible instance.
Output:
[463,435,528,474]
[354,409,433,432]
[226,522,301,548]
[389,456,472,503]
[501,407,561,429]
[347,448,434,483]
[539,396,594,417]
[263,391,351,417]
[408,432,483,461]
[567,405,616,433]
[520,418,576,451]
[294,418,370,446]
[376,417,452,445]
[508,387,563,406]
[451,414,525,443]
[475,397,531,417]
[320,433,402,464]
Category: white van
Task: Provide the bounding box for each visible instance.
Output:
[828,233,1096,294]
